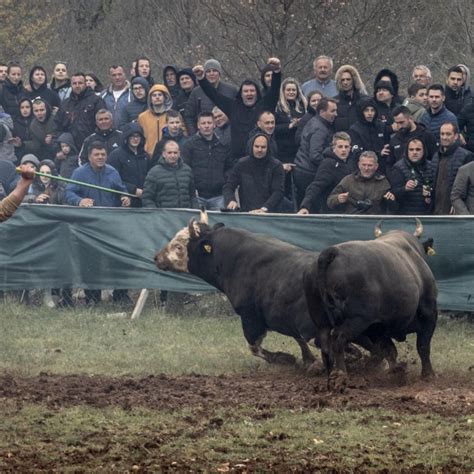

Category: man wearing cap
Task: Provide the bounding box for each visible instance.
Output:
[19,154,41,203]
[184,59,237,135]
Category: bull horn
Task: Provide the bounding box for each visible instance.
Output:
[374,220,383,238]
[188,218,200,239]
[199,206,209,225]
[414,218,423,238]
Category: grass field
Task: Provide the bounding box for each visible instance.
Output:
[0,296,473,471]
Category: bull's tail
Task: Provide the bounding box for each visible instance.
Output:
[317,247,345,328]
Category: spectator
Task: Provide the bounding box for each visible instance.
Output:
[100,65,131,128]
[457,64,471,95]
[301,55,337,97]
[138,84,173,155]
[0,62,26,119]
[142,140,197,209]
[55,72,106,150]
[420,84,458,143]
[163,65,180,102]
[151,110,188,165]
[55,132,79,178]
[327,150,395,214]
[333,65,368,132]
[402,83,429,123]
[19,154,41,203]
[118,77,149,129]
[373,68,403,104]
[193,57,282,160]
[444,66,471,117]
[0,106,17,163]
[295,90,323,146]
[274,77,307,164]
[78,109,122,165]
[260,63,278,97]
[185,59,237,135]
[389,106,437,166]
[451,161,474,214]
[65,142,131,306]
[27,65,61,111]
[182,111,233,210]
[213,106,231,147]
[373,80,396,125]
[108,122,148,208]
[349,97,390,168]
[132,56,155,86]
[431,122,473,214]
[174,68,197,116]
[12,97,33,161]
[390,137,434,215]
[247,111,278,158]
[34,159,66,205]
[458,96,474,153]
[411,65,432,87]
[85,72,104,94]
[223,133,285,213]
[29,98,59,160]
[50,62,71,102]
[0,160,19,199]
[0,63,7,84]
[298,131,355,214]
[294,97,337,204]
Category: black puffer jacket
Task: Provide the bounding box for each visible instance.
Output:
[27,66,61,109]
[199,72,281,160]
[108,122,149,207]
[334,89,367,132]
[445,85,471,117]
[223,133,284,211]
[142,156,197,209]
[55,87,106,149]
[0,78,26,119]
[182,133,233,199]
[458,97,474,153]
[390,152,434,215]
[295,105,316,146]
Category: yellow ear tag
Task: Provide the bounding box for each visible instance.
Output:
[427,247,436,256]
[204,244,212,253]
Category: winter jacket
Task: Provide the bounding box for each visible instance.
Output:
[295,106,317,146]
[0,113,17,162]
[151,128,189,168]
[55,87,106,149]
[334,90,367,132]
[389,123,437,166]
[445,85,471,117]
[199,72,281,160]
[27,66,61,109]
[182,133,233,198]
[55,132,79,178]
[301,78,337,98]
[300,148,355,213]
[100,83,131,128]
[451,161,474,214]
[420,106,458,143]
[28,103,59,160]
[327,171,392,214]
[458,97,474,153]
[294,115,334,174]
[64,163,128,207]
[78,128,122,165]
[173,68,198,116]
[138,84,173,155]
[246,127,278,158]
[274,102,305,162]
[108,122,149,207]
[142,156,197,209]
[163,65,181,102]
[12,110,33,161]
[0,160,19,197]
[373,69,404,105]
[402,97,428,123]
[117,77,149,129]
[390,156,434,215]
[184,80,237,135]
[223,134,285,212]
[0,78,27,119]
[50,78,71,102]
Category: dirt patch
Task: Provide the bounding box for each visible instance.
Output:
[1,369,472,417]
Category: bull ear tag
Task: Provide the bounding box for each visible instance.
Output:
[203,244,212,254]
[427,247,436,256]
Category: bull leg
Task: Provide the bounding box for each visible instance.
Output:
[416,303,437,379]
[294,337,316,365]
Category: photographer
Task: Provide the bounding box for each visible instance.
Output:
[390,138,433,215]
[327,151,395,214]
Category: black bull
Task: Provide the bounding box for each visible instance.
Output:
[304,220,438,390]
[154,212,320,367]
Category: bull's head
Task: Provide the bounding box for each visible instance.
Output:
[154,208,216,273]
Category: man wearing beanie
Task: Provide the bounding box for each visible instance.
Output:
[184,59,237,135]
[374,80,397,125]
[173,68,197,116]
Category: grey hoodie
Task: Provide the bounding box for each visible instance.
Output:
[55,132,79,178]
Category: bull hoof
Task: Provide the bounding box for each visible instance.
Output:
[270,352,297,365]
[344,344,363,363]
[421,369,436,380]
[329,369,348,393]
[388,362,407,385]
[306,360,324,376]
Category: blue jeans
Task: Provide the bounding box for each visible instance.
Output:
[198,195,225,211]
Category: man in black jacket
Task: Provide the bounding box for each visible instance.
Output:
[298,131,355,214]
[182,112,233,210]
[55,72,106,150]
[0,62,26,119]
[445,66,471,117]
[193,57,282,161]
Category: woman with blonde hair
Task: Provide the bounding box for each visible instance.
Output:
[334,64,368,131]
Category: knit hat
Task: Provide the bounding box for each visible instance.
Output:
[374,80,394,95]
[204,59,222,75]
[20,154,40,169]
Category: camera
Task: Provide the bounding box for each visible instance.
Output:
[355,199,372,211]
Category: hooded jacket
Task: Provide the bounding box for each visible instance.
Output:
[108,122,149,207]
[151,128,189,167]
[55,132,79,178]
[27,66,61,109]
[199,72,282,160]
[12,98,33,160]
[223,133,285,212]
[138,84,173,155]
[373,68,404,105]
[162,65,181,102]
[260,64,277,96]
[0,77,27,119]
[173,68,197,115]
[0,112,16,162]
[28,102,59,160]
[445,84,472,117]
[402,97,428,123]
[118,77,149,129]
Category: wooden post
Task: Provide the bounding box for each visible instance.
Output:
[130,289,149,320]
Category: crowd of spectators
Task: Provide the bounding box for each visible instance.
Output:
[1,55,473,306]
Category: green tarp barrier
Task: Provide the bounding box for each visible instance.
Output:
[0,205,473,311]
